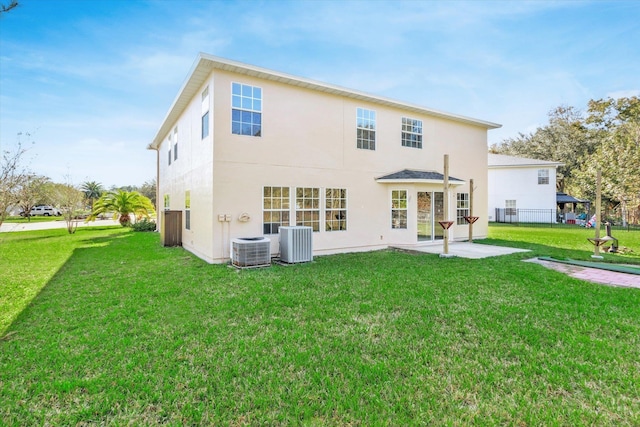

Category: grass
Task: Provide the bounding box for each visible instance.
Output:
[3,215,65,223]
[1,226,639,425]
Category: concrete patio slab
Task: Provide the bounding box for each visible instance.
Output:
[390,241,530,259]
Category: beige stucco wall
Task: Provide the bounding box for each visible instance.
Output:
[159,68,491,263]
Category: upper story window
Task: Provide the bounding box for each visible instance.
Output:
[202,87,210,139]
[402,117,423,148]
[232,82,262,137]
[167,135,172,165]
[173,127,178,161]
[538,169,549,185]
[356,108,376,150]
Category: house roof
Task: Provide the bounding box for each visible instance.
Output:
[557,192,589,204]
[148,53,502,149]
[376,169,465,185]
[488,153,564,168]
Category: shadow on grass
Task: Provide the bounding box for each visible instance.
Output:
[0,227,135,337]
[479,237,640,265]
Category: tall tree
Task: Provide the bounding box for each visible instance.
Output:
[138,178,157,208]
[576,96,640,224]
[490,106,596,192]
[16,174,50,221]
[0,134,32,226]
[81,181,104,210]
[87,190,155,227]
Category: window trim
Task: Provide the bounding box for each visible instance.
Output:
[263,186,290,234]
[185,190,191,230]
[401,117,423,149]
[325,188,347,232]
[295,187,320,232]
[456,193,469,225]
[391,189,408,229]
[231,82,262,137]
[538,169,549,185]
[356,107,376,150]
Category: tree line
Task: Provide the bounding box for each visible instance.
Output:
[490,96,640,225]
[0,133,156,231]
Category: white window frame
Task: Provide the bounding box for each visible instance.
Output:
[356,107,376,150]
[185,190,191,230]
[325,188,347,232]
[538,169,549,185]
[391,190,408,229]
[232,82,262,137]
[401,117,423,149]
[295,187,320,232]
[263,186,290,234]
[456,193,469,225]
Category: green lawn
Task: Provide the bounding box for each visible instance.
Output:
[3,215,65,223]
[1,226,639,425]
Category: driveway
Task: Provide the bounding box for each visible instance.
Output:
[0,218,120,233]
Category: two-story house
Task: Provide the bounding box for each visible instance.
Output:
[488,153,564,223]
[148,54,500,263]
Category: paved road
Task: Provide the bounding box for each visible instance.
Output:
[0,219,120,233]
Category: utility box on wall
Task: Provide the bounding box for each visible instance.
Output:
[162,210,183,247]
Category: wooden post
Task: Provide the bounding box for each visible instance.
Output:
[468,179,474,243]
[593,170,602,258]
[443,154,449,255]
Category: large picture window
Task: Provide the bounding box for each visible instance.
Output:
[232,82,262,137]
[296,187,320,232]
[401,117,423,148]
[357,107,376,150]
[457,193,469,225]
[263,186,289,234]
[325,188,347,231]
[391,190,407,229]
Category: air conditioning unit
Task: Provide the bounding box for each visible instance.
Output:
[231,237,271,268]
[279,226,313,263]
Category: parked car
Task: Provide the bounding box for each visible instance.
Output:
[30,205,61,216]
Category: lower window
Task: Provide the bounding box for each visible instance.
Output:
[391,190,407,229]
[263,186,290,234]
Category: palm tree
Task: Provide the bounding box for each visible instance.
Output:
[88,190,155,226]
[81,181,104,210]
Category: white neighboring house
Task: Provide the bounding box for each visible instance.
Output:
[148,53,501,264]
[488,154,563,223]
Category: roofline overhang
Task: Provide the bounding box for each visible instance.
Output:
[375,178,466,186]
[149,53,502,150]
[488,163,564,169]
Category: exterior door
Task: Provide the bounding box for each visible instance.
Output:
[417,192,431,241]
[417,192,444,241]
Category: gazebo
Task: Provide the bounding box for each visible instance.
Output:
[557,192,590,224]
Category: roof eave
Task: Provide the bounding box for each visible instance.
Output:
[149,53,502,149]
[376,178,466,186]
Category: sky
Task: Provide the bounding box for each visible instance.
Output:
[0,0,638,189]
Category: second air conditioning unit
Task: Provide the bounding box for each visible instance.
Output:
[231,237,271,268]
[279,226,313,263]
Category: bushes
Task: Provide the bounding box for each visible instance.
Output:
[131,218,156,232]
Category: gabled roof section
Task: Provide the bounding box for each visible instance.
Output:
[148,53,502,149]
[488,153,564,168]
[557,192,589,204]
[376,169,465,185]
